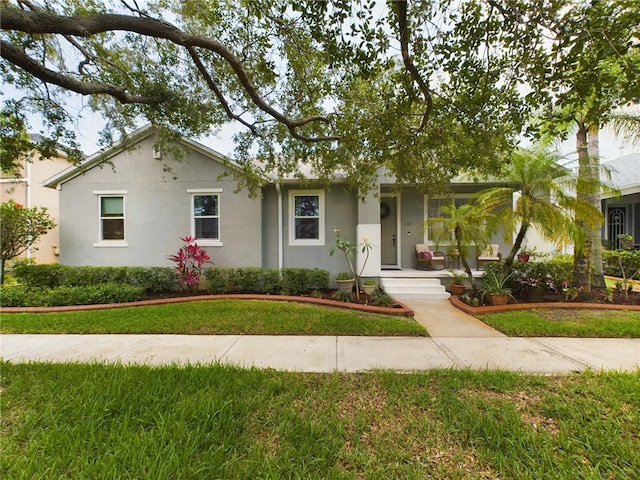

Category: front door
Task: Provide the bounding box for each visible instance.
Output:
[380,196,398,266]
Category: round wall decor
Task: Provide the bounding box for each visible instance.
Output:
[380,202,391,219]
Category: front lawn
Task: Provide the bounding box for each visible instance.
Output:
[478,308,640,337]
[2,363,638,479]
[0,299,426,336]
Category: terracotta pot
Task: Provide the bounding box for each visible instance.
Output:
[517,254,530,262]
[486,293,508,306]
[450,284,466,296]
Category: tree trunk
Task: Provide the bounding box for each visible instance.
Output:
[573,123,592,291]
[504,222,530,269]
[588,124,605,288]
[455,226,478,292]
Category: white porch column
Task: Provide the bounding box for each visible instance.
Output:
[357,187,381,278]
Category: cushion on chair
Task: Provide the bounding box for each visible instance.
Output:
[478,244,500,260]
[420,251,433,259]
[415,244,430,254]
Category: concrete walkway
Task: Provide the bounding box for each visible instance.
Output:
[2,300,639,374]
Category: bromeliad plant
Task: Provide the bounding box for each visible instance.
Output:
[168,236,211,292]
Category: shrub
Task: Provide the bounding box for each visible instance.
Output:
[230,267,264,293]
[262,269,282,294]
[0,283,144,307]
[203,267,328,295]
[0,285,31,307]
[167,236,211,291]
[204,267,230,294]
[307,268,330,290]
[42,283,145,306]
[11,264,176,292]
[603,250,640,278]
[59,266,128,287]
[12,262,64,288]
[332,290,353,302]
[281,268,310,295]
[125,267,177,292]
[369,289,394,307]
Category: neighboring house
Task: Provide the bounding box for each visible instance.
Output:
[601,153,640,249]
[43,125,510,282]
[1,135,73,264]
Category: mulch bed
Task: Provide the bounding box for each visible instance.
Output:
[452,286,640,315]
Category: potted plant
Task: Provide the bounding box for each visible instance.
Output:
[335,271,355,293]
[516,246,536,262]
[448,270,467,296]
[361,279,376,295]
[481,269,513,305]
[329,229,373,299]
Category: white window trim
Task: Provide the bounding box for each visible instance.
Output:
[188,189,223,247]
[93,190,128,247]
[422,194,472,245]
[289,189,325,246]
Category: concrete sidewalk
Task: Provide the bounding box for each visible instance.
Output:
[1,300,639,373]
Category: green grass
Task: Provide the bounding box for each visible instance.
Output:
[479,308,640,337]
[2,362,639,478]
[0,299,426,336]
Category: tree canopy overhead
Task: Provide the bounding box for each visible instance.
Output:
[2,0,638,195]
[1,0,535,193]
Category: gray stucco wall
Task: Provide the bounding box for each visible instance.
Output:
[260,184,359,277]
[58,135,262,267]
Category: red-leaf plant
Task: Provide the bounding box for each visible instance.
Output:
[167,236,212,292]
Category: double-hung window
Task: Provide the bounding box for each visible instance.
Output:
[94,191,126,246]
[189,189,222,246]
[289,190,324,246]
[424,195,470,244]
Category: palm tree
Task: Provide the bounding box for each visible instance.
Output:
[476,144,605,271]
[423,202,497,292]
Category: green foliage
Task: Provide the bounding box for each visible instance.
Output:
[261,268,282,294]
[335,271,354,281]
[332,290,353,302]
[307,268,330,291]
[11,263,176,292]
[280,268,313,295]
[12,261,63,288]
[0,283,144,307]
[229,267,265,293]
[203,267,230,294]
[425,202,497,290]
[480,269,513,295]
[603,250,640,279]
[369,289,394,308]
[124,267,176,292]
[0,199,56,283]
[203,267,329,295]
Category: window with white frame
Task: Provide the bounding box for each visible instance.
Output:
[189,189,222,245]
[425,195,470,243]
[289,190,324,245]
[96,193,126,243]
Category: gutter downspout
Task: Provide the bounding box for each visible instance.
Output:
[26,161,33,259]
[276,183,283,270]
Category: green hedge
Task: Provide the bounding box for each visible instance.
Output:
[12,263,176,292]
[0,283,145,307]
[204,267,329,295]
[602,250,640,278]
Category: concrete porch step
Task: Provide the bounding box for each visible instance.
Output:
[380,277,450,300]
